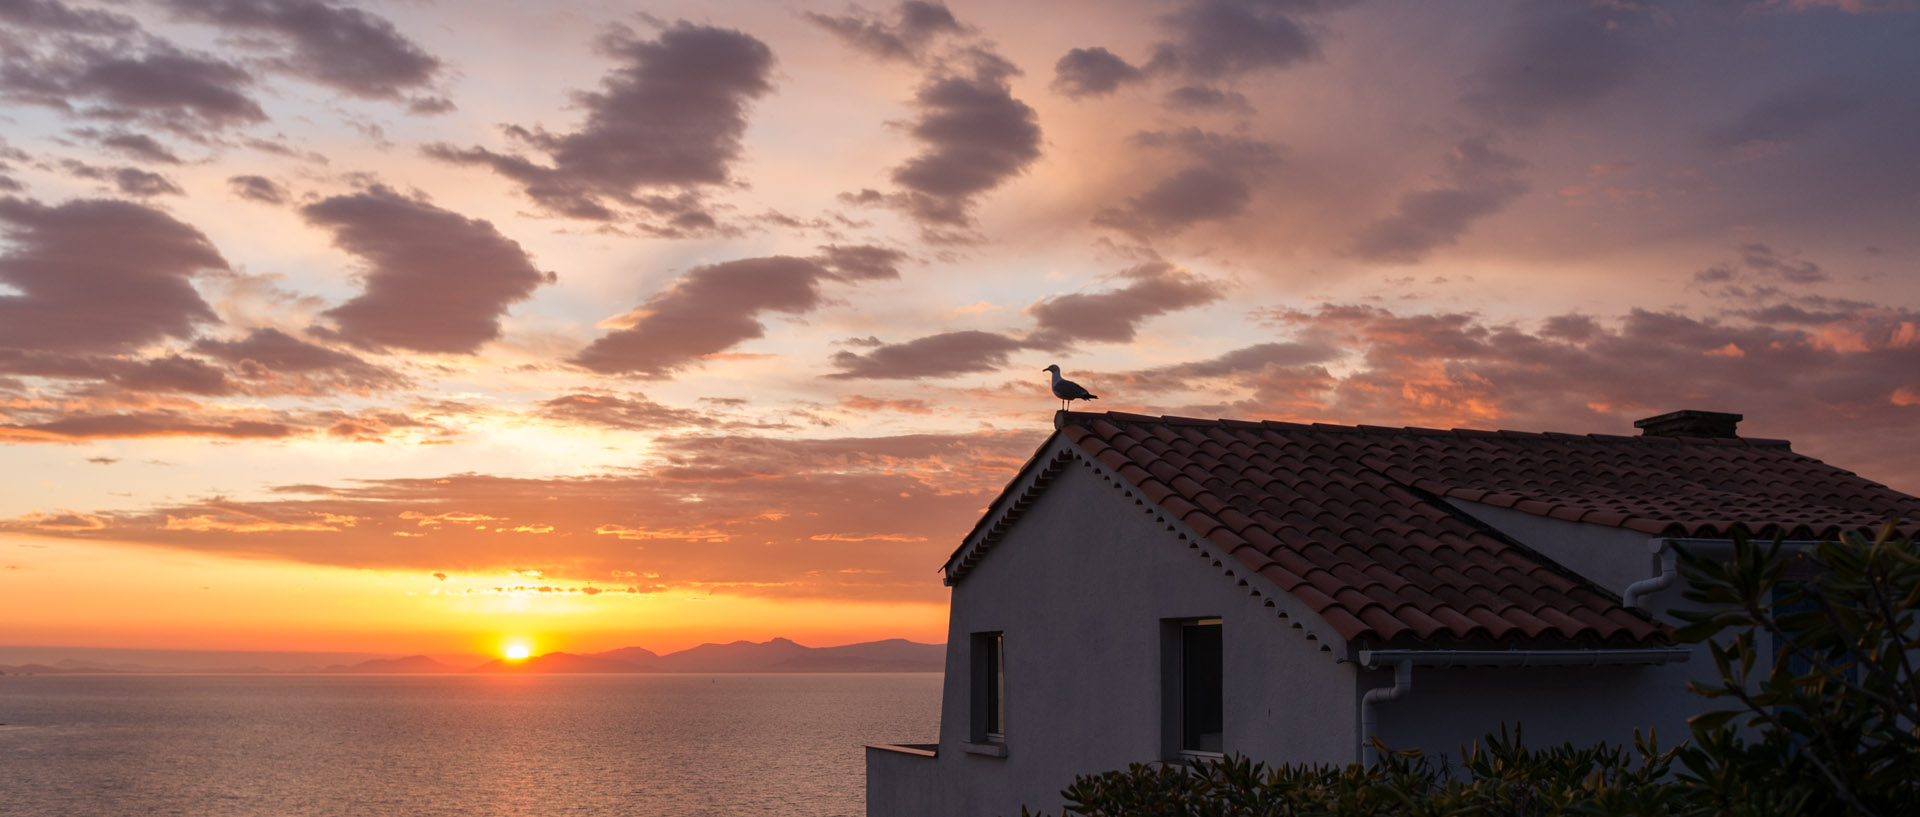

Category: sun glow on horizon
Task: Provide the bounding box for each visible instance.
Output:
[503,642,532,661]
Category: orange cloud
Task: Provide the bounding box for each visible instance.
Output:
[594,524,731,543]
[1813,328,1871,353]
[0,412,294,442]
[839,395,936,415]
[162,511,346,534]
[399,511,502,527]
[808,533,929,543]
[7,510,108,531]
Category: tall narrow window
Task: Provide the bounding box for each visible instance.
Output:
[1178,618,1223,754]
[971,632,1006,743]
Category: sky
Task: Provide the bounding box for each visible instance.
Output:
[2,0,1917,660]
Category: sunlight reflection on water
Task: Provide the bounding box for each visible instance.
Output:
[0,673,940,817]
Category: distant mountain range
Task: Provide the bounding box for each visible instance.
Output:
[0,638,945,675]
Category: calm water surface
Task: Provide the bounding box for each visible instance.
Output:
[0,673,941,817]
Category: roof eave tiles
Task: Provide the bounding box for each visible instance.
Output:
[946,410,1919,651]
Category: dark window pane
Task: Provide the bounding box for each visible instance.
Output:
[973,631,1005,742]
[1182,620,1222,752]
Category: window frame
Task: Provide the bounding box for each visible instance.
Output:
[1162,617,1225,759]
[970,631,1007,747]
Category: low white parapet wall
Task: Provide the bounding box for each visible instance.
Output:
[865,744,940,817]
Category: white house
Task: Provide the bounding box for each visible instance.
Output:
[866,409,1920,817]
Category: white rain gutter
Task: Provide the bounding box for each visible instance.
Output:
[1354,646,1691,765]
[1622,537,1677,610]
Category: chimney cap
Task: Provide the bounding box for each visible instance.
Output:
[1634,409,1743,438]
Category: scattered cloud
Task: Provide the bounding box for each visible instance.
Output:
[827,329,1026,379]
[535,392,709,430]
[426,22,774,230]
[1461,1,1651,127]
[304,186,554,354]
[227,174,288,204]
[0,348,229,393]
[1161,85,1250,113]
[803,1,964,62]
[317,408,444,442]
[0,197,225,353]
[102,354,236,394]
[808,532,927,543]
[1026,261,1224,348]
[815,244,909,280]
[1051,47,1143,98]
[82,130,183,164]
[0,411,293,442]
[595,523,730,543]
[1094,129,1281,238]
[399,510,499,528]
[572,252,891,377]
[195,327,407,393]
[830,261,1226,378]
[158,0,445,104]
[883,50,1042,238]
[4,510,107,531]
[1736,243,1827,284]
[1350,137,1530,264]
[838,395,935,414]
[0,29,267,133]
[162,507,351,534]
[61,160,183,197]
[1694,243,1830,291]
[1144,0,1355,80]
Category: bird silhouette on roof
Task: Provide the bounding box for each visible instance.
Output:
[1043,364,1098,410]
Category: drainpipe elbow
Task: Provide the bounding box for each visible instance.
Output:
[1358,659,1413,766]
[1622,538,1677,611]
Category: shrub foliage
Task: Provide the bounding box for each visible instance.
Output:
[1019,526,1920,817]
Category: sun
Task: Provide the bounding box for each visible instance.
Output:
[503,642,532,661]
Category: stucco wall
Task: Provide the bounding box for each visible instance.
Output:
[866,745,942,817]
[1365,660,1704,770]
[871,452,1357,817]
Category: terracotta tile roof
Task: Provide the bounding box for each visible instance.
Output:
[951,411,1920,651]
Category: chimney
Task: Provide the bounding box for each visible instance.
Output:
[1633,409,1743,439]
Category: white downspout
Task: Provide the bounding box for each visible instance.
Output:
[1358,659,1412,766]
[1622,537,1677,610]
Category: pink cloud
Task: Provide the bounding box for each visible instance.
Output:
[0,197,225,353]
[306,186,553,354]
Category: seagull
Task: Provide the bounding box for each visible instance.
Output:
[1043,364,1098,410]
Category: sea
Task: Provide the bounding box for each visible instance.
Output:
[0,673,942,817]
